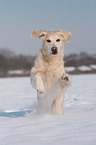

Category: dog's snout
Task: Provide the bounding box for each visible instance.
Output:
[51,47,58,55]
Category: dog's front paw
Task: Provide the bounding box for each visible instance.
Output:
[60,73,70,88]
[37,86,45,97]
[37,89,44,94]
[61,73,69,81]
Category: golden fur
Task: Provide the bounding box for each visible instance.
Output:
[30,30,71,114]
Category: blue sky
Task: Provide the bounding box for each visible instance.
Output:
[0,0,96,55]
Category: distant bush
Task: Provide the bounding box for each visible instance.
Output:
[64,52,96,67]
[0,53,36,72]
[0,49,96,74]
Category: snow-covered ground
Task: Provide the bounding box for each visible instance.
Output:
[65,66,75,72]
[78,65,92,71]
[0,74,96,145]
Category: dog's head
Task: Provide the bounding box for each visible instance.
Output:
[31,30,71,56]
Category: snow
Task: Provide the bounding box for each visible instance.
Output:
[65,66,75,72]
[0,74,96,145]
[78,65,92,71]
[90,65,96,70]
[8,70,24,75]
[8,70,30,76]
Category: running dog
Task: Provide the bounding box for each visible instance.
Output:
[30,30,71,114]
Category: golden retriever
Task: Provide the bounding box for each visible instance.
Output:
[30,30,71,114]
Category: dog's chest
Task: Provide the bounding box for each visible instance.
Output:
[42,63,64,89]
[42,70,56,90]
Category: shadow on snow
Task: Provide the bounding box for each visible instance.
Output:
[0,104,37,118]
[0,110,33,118]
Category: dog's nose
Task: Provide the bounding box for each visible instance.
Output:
[52,47,57,51]
[51,47,58,55]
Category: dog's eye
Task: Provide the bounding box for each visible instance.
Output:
[56,39,60,42]
[47,39,51,43]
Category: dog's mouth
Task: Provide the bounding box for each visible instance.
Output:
[51,47,58,55]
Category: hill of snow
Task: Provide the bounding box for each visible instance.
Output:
[0,74,96,145]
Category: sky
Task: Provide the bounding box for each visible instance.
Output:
[0,0,96,56]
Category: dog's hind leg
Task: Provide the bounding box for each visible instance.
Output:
[52,93,64,114]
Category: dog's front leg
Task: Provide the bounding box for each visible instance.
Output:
[59,73,71,89]
[30,71,44,94]
[30,71,37,89]
[35,73,44,95]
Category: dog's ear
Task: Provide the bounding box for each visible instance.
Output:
[31,30,47,40]
[59,30,71,43]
